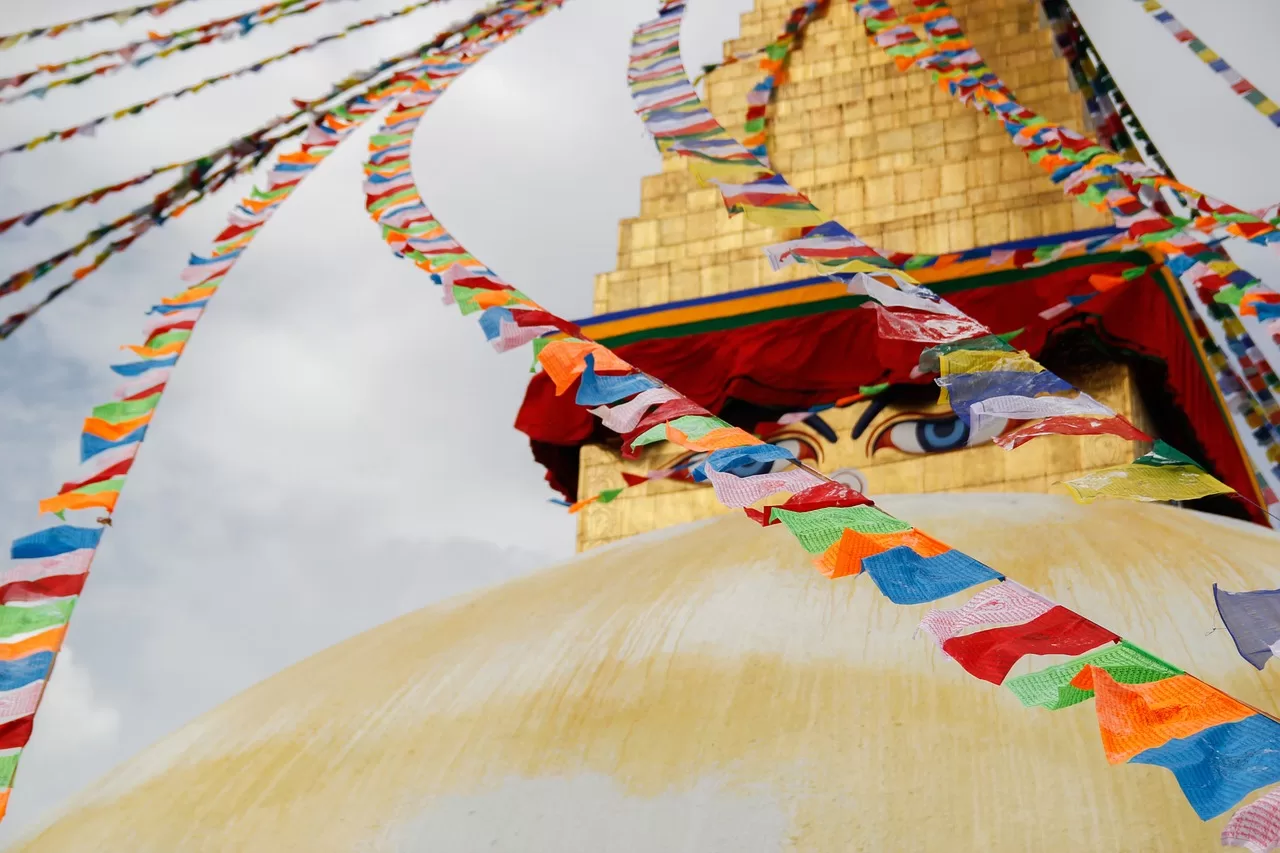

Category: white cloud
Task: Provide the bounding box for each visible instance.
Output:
[29,648,121,755]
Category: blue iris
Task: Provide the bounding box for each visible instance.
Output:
[917,417,970,452]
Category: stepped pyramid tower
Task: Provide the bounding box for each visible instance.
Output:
[539,0,1251,551]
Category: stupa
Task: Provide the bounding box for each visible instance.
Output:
[12,0,1280,850]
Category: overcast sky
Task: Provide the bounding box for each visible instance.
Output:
[1,0,1279,842]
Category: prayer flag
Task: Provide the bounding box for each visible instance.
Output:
[862,547,1003,606]
[941,607,1118,684]
[1222,788,1280,853]
[1214,584,1280,671]
[743,481,872,525]
[1005,640,1182,710]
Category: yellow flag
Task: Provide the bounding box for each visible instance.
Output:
[739,204,827,230]
[683,157,770,188]
[1060,464,1233,504]
[1059,442,1233,504]
[938,349,1042,378]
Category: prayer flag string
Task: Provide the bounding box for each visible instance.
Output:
[1038,0,1174,175]
[1130,0,1280,130]
[0,1,537,819]
[356,0,1280,829]
[854,0,1280,358]
[848,0,1280,511]
[0,12,485,331]
[0,0,366,101]
[0,0,447,156]
[0,0,207,51]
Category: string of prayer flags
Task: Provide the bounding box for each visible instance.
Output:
[764,220,907,279]
[589,387,681,431]
[0,127,300,338]
[360,1,1280,833]
[0,525,99,819]
[741,0,829,165]
[964,390,1114,435]
[0,2,532,813]
[0,18,490,336]
[691,444,800,479]
[1132,0,1280,129]
[365,4,792,493]
[629,412,735,453]
[1214,584,1280,671]
[1060,440,1235,504]
[537,340,632,394]
[936,367,1070,422]
[0,0,360,102]
[1005,640,1183,711]
[628,1,911,284]
[933,348,1155,448]
[648,0,1225,504]
[0,0,203,50]
[1038,0,1146,164]
[1173,255,1280,490]
[857,0,1280,350]
[0,155,236,304]
[917,331,1018,374]
[1223,788,1280,853]
[712,174,827,228]
[1,1,448,158]
[0,161,187,235]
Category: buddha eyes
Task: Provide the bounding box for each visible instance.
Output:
[872,412,1010,455]
[658,411,1007,486]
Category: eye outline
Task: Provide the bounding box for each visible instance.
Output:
[869,410,1012,456]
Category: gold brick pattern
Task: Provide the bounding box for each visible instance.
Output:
[595,0,1109,315]
[579,0,1116,551]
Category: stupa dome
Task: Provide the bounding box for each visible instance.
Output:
[12,493,1279,851]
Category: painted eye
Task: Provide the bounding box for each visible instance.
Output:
[875,414,1008,455]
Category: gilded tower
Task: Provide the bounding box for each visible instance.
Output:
[574,0,1153,551]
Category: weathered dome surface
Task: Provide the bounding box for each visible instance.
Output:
[14,494,1280,851]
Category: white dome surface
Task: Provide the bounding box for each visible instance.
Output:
[13,493,1280,852]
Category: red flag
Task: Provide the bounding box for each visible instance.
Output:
[941,606,1119,685]
[994,414,1150,450]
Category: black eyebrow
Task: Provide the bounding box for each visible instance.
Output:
[802,413,837,443]
[851,395,893,440]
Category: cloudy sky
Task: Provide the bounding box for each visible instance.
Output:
[0,0,1279,842]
